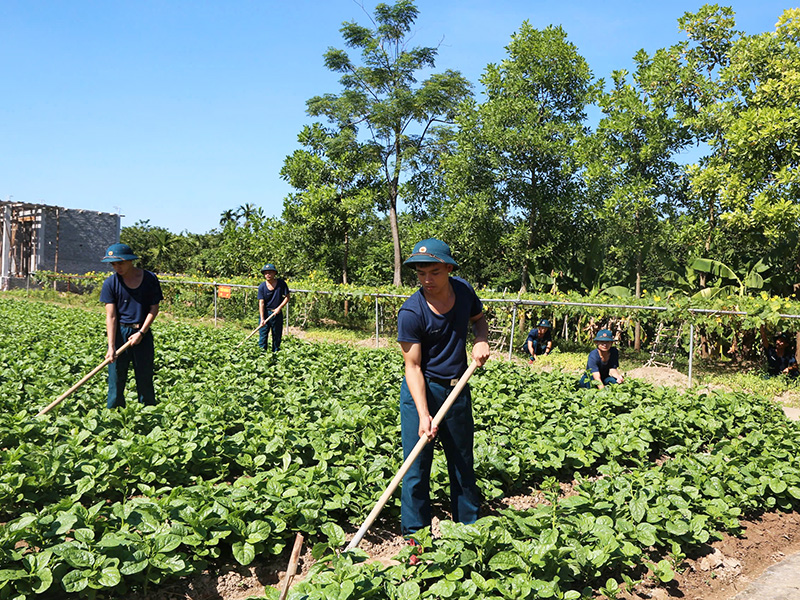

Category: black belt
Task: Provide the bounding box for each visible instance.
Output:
[426,376,459,387]
[120,323,142,329]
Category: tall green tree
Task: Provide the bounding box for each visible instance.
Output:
[708,8,800,284]
[281,123,380,284]
[640,5,738,285]
[652,6,800,291]
[306,0,471,285]
[443,23,594,292]
[585,56,690,347]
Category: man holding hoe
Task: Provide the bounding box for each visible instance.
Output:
[100,243,163,408]
[257,263,290,353]
[397,239,490,553]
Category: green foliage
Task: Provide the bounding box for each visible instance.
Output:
[100,5,800,303]
[3,297,800,599]
[584,50,690,299]
[280,123,382,284]
[306,0,472,285]
[443,22,594,291]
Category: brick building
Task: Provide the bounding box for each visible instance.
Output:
[1,201,121,289]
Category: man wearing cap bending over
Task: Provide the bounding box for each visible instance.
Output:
[524,319,553,364]
[99,243,163,408]
[760,325,798,378]
[257,264,290,352]
[579,329,624,389]
[397,238,490,543]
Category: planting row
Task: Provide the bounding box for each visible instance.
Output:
[1,298,799,599]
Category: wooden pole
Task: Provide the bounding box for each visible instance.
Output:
[37,339,135,417]
[278,533,304,600]
[235,311,277,349]
[345,361,480,551]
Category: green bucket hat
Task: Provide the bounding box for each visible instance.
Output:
[101,243,139,262]
[403,238,458,270]
[594,329,615,342]
[261,264,278,274]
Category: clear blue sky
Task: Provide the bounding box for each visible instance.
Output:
[1,0,792,234]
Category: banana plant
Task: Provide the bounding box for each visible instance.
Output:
[689,257,771,298]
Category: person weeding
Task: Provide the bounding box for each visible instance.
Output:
[761,325,798,378]
[99,243,163,408]
[397,238,490,545]
[523,318,553,363]
[578,329,624,389]
[257,263,290,352]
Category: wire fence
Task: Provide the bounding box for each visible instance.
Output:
[163,279,800,387]
[19,274,800,387]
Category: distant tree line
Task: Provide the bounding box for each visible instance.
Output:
[123,2,800,303]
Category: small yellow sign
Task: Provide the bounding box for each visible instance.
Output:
[217,285,231,299]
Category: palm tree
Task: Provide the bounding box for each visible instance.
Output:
[236,203,264,231]
[236,204,258,222]
[219,209,237,228]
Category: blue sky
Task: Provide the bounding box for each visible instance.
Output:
[1,0,792,234]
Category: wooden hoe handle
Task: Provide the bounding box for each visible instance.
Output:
[36,339,136,417]
[345,361,480,551]
[235,311,278,349]
[278,532,304,600]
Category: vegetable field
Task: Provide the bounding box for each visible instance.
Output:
[2,297,800,599]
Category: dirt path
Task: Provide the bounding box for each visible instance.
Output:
[784,406,800,421]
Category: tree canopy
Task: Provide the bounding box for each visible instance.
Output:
[123,3,800,302]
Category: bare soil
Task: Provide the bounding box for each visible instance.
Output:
[627,365,689,389]
[620,511,800,600]
[124,360,800,600]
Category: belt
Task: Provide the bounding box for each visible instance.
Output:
[120,323,142,329]
[426,376,459,387]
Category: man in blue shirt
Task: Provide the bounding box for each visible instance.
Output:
[397,238,490,545]
[257,264,290,352]
[524,318,553,363]
[99,243,163,408]
[578,329,625,389]
[761,326,798,378]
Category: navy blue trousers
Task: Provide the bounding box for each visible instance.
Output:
[400,377,481,536]
[524,339,549,358]
[258,310,284,352]
[107,325,156,408]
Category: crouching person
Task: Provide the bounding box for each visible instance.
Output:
[524,319,553,364]
[579,329,624,389]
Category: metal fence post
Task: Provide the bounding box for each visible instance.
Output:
[213,282,218,327]
[688,323,694,387]
[508,303,518,360]
[375,295,380,349]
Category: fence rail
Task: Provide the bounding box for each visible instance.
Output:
[19,274,800,388]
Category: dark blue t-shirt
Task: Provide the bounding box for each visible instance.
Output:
[526,328,552,344]
[100,270,163,324]
[258,279,290,310]
[397,276,483,380]
[766,346,797,376]
[586,347,619,380]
